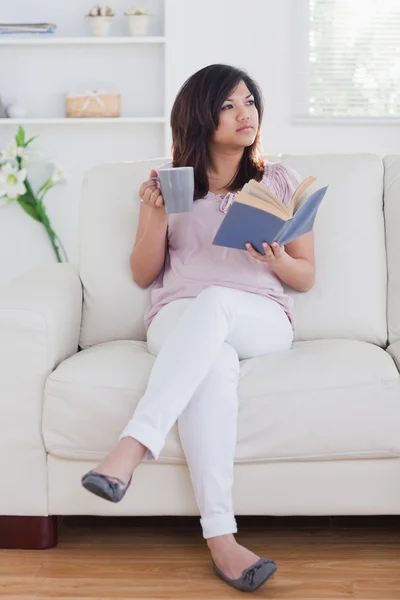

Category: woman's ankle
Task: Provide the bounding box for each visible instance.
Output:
[119,436,146,461]
[95,436,147,479]
[206,533,237,551]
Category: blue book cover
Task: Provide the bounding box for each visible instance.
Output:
[212,185,328,253]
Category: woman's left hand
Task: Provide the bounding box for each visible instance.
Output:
[245,241,286,265]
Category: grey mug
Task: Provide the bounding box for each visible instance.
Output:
[150,166,194,214]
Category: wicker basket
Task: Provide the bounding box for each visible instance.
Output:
[66,91,121,118]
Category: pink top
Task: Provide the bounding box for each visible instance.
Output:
[143,160,303,330]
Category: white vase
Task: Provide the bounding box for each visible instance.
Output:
[6,102,28,119]
[125,15,151,36]
[87,16,113,37]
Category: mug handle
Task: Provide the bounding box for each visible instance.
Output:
[149,175,160,183]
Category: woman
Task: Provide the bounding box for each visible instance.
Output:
[82,64,315,593]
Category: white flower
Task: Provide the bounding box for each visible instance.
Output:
[0,138,40,168]
[50,164,65,184]
[6,157,19,172]
[88,4,113,16]
[0,163,27,199]
[50,162,66,184]
[18,146,41,166]
[1,138,18,161]
[125,5,148,15]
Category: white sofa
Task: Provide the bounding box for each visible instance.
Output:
[2,153,400,549]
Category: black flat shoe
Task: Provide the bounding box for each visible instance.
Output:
[81,471,132,503]
[212,557,277,592]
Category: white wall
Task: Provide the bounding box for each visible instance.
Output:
[0,0,397,284]
[171,0,396,156]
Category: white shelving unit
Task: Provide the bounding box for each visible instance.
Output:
[0,36,165,45]
[0,116,166,124]
[0,0,188,280]
[0,0,169,149]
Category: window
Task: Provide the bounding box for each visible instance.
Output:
[293,0,400,123]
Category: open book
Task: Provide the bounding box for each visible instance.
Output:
[212,175,328,253]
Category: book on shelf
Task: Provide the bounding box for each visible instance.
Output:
[0,23,57,34]
[212,174,328,253]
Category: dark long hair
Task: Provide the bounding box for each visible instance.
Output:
[170,64,265,200]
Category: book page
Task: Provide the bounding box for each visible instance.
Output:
[234,192,289,220]
[241,176,317,218]
[244,180,281,203]
[244,189,286,212]
[243,180,286,211]
[288,176,317,216]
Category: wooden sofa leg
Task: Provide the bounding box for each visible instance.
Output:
[0,516,58,549]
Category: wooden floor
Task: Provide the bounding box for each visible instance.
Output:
[1,515,400,599]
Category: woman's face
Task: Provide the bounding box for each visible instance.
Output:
[212,80,259,149]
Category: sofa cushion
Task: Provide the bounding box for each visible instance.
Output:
[276,153,387,345]
[78,154,387,349]
[43,339,400,463]
[384,155,400,345]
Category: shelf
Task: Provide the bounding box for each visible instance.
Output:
[0,117,166,124]
[0,36,165,45]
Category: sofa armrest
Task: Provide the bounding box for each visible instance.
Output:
[0,264,82,515]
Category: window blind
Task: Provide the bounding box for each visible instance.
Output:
[293,0,400,121]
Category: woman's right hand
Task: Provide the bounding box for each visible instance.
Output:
[139,169,165,210]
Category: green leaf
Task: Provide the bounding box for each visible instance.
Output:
[22,179,38,203]
[15,126,25,147]
[18,189,37,207]
[17,199,41,222]
[25,135,38,147]
[38,178,52,195]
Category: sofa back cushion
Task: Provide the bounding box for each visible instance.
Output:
[79,159,159,348]
[276,153,387,345]
[384,155,400,345]
[78,154,387,349]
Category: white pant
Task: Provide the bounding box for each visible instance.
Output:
[120,286,293,539]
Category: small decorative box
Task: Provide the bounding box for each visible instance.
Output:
[66,90,121,118]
